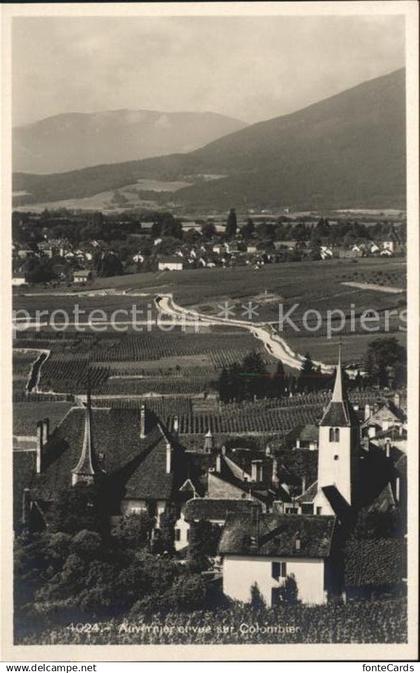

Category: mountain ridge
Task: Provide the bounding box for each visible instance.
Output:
[13,109,247,174]
[13,68,406,210]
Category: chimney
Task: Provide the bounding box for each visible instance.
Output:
[22,488,31,527]
[364,404,371,421]
[265,444,271,457]
[221,445,226,455]
[251,460,262,483]
[173,416,179,438]
[215,452,222,473]
[272,457,279,487]
[165,441,172,474]
[301,475,307,495]
[140,403,146,439]
[393,393,400,409]
[36,420,44,473]
[203,429,214,453]
[42,418,50,442]
[395,476,401,502]
[385,437,391,458]
[295,534,301,552]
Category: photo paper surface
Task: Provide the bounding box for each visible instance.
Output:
[1,1,418,662]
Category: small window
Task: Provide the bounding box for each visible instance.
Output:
[316,506,322,515]
[301,503,314,515]
[272,561,287,579]
[175,529,181,541]
[329,428,340,442]
[334,454,339,461]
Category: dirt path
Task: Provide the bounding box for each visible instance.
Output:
[157,295,333,374]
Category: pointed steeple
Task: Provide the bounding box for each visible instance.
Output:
[71,371,101,485]
[319,345,357,427]
[331,343,344,402]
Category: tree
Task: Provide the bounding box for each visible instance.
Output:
[187,520,217,572]
[249,582,266,610]
[201,222,216,239]
[271,360,287,397]
[112,511,155,547]
[49,484,109,537]
[365,338,406,387]
[241,351,269,400]
[96,251,123,277]
[279,574,299,604]
[298,353,315,392]
[225,208,237,238]
[240,218,255,240]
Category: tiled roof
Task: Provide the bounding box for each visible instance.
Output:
[320,401,359,427]
[30,406,191,503]
[13,401,73,436]
[344,538,406,586]
[184,497,260,522]
[219,513,335,558]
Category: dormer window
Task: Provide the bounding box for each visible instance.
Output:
[329,428,340,442]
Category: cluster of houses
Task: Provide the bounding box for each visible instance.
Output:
[145,228,405,274]
[12,213,405,285]
[14,349,407,607]
[12,237,96,286]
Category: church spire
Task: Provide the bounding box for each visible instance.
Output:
[331,343,344,402]
[319,344,357,428]
[71,371,100,485]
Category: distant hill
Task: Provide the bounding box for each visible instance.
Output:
[13,109,247,174]
[13,69,406,210]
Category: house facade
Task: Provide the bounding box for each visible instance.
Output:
[158,258,184,271]
[220,511,336,605]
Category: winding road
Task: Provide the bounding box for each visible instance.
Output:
[156,294,333,374]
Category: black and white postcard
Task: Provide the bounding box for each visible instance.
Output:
[1,1,418,663]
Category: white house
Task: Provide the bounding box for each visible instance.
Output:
[246,244,258,254]
[73,270,92,284]
[12,272,27,286]
[220,509,336,605]
[158,257,184,271]
[212,243,226,255]
[294,424,319,451]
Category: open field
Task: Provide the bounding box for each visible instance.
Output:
[13,257,406,399]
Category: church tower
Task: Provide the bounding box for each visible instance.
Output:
[314,347,360,515]
[71,377,102,486]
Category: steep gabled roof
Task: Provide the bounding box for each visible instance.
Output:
[184,497,259,522]
[295,480,318,503]
[219,513,335,558]
[30,407,190,503]
[320,348,359,428]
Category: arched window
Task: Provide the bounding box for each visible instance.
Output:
[329,428,340,442]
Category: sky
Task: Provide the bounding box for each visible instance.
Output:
[12,14,405,127]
